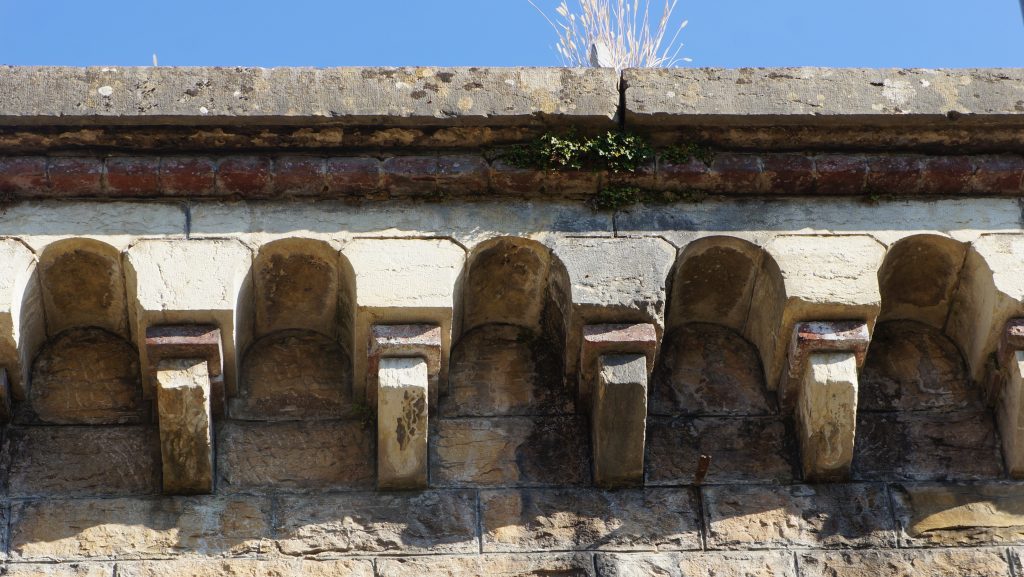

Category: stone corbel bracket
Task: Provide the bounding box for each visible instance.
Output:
[145,325,223,495]
[580,323,657,488]
[367,324,441,490]
[995,319,1024,477]
[782,321,870,482]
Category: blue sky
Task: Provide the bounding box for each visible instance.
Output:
[1,0,1021,68]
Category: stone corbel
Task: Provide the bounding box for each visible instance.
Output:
[367,324,441,490]
[145,325,223,495]
[995,319,1024,477]
[580,323,657,488]
[782,321,870,482]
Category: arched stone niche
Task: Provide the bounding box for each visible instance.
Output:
[648,236,794,485]
[232,238,356,421]
[432,237,586,488]
[29,238,144,424]
[853,234,1003,482]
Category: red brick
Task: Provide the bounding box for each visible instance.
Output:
[971,155,1024,195]
[383,156,438,196]
[709,153,762,193]
[761,154,815,194]
[814,154,867,195]
[47,157,103,196]
[274,156,325,196]
[106,156,160,195]
[217,156,273,197]
[920,156,974,194]
[0,156,47,194]
[866,154,922,195]
[160,156,216,196]
[488,159,544,196]
[607,161,657,190]
[656,157,713,192]
[325,157,381,196]
[435,155,489,195]
[544,168,601,197]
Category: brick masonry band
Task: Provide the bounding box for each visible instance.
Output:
[0,152,1021,199]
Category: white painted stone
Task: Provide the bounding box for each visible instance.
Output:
[948,234,1024,383]
[798,352,859,481]
[748,234,884,390]
[125,239,253,397]
[592,354,648,488]
[189,201,612,251]
[155,358,213,494]
[0,201,186,252]
[377,357,429,489]
[0,239,45,399]
[344,238,464,403]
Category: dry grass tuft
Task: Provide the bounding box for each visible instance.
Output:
[529,0,689,69]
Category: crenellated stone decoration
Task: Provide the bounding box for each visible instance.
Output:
[146,325,223,495]
[783,321,870,482]
[581,323,657,488]
[369,324,441,489]
[996,319,1024,478]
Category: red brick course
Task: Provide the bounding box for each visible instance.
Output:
[0,152,1020,200]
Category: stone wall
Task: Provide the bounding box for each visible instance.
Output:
[1,66,1024,576]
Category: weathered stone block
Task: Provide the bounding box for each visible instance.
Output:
[37,239,130,338]
[579,324,658,403]
[703,484,897,549]
[274,491,478,556]
[853,411,1003,481]
[1000,350,1024,476]
[798,549,1011,577]
[645,416,794,485]
[9,497,270,560]
[0,565,115,577]
[432,416,590,487]
[481,488,701,552]
[216,420,374,492]
[893,483,1024,547]
[596,552,797,577]
[115,559,374,577]
[377,357,429,489]
[6,426,159,497]
[155,358,213,495]
[377,554,596,577]
[444,325,573,417]
[798,352,859,481]
[592,354,647,488]
[367,324,441,407]
[781,321,869,407]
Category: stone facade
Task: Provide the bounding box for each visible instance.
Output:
[1,66,1024,575]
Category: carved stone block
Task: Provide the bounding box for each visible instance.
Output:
[367,324,441,407]
[155,358,213,495]
[377,357,429,489]
[592,354,648,488]
[579,323,657,402]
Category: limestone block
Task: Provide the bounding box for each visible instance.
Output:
[431,416,590,487]
[579,323,657,402]
[747,234,884,391]
[797,352,859,482]
[480,488,701,552]
[274,491,478,556]
[798,549,1011,577]
[115,559,374,577]
[37,238,129,338]
[155,358,213,495]
[949,234,1024,383]
[596,552,797,577]
[145,325,223,415]
[0,239,45,399]
[377,554,597,577]
[646,416,794,485]
[0,565,115,577]
[344,238,463,402]
[252,237,345,338]
[125,239,252,397]
[1001,350,1024,477]
[367,324,441,406]
[9,496,270,560]
[217,421,374,491]
[703,484,897,549]
[892,483,1024,547]
[377,357,429,489]
[592,354,648,488]
[6,426,160,497]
